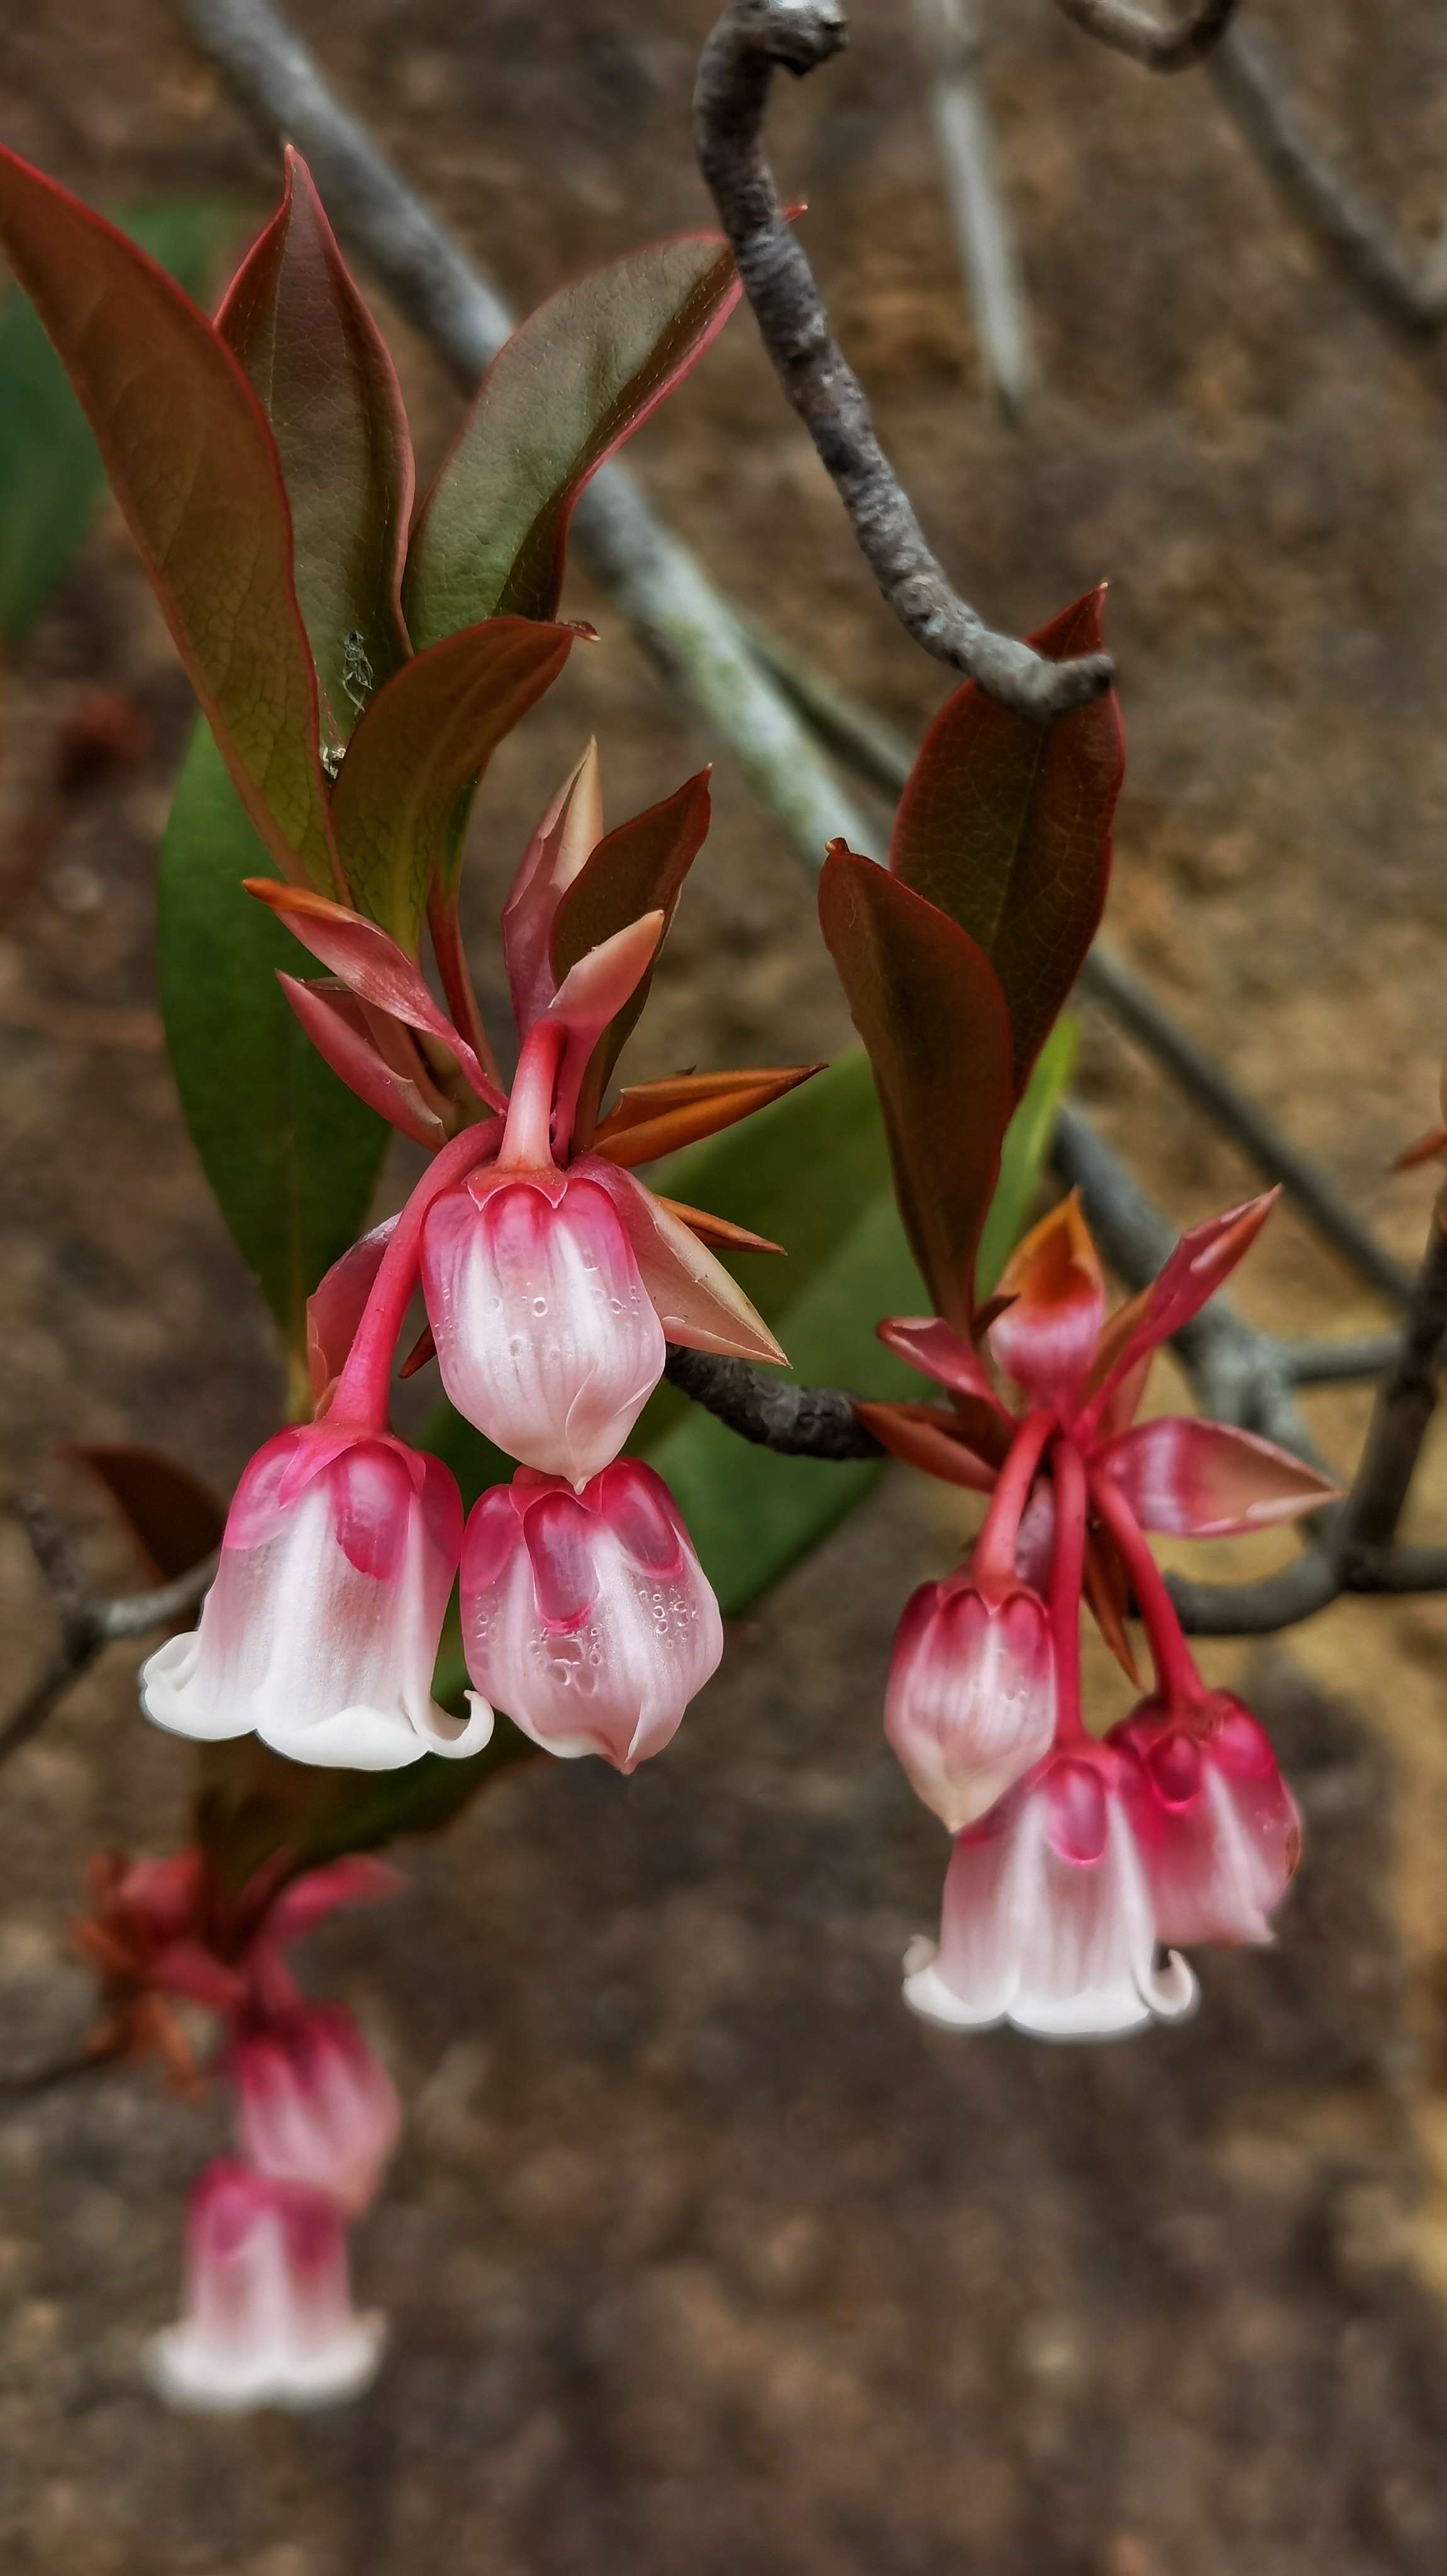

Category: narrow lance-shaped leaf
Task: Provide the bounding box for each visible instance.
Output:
[0,145,338,892]
[328,617,581,952]
[0,198,237,647]
[405,234,740,642]
[157,721,389,1396]
[550,769,713,1145]
[818,848,1015,1331]
[889,589,1123,1094]
[216,148,413,754]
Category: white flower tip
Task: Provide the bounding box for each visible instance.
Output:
[144,2314,386,2414]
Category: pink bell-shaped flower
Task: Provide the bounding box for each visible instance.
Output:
[460,1459,722,1770]
[1110,1690,1301,1947]
[140,1424,488,1772]
[902,1741,1197,2040]
[420,1165,665,1487]
[145,2160,384,2412]
[231,2003,401,2218]
[885,1573,1056,1832]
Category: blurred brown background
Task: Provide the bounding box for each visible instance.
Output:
[5,1,1447,2567]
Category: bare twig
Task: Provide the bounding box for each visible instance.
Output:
[1053,0,1239,75]
[1275,1333,1400,1387]
[177,0,875,873]
[663,1345,883,1457]
[693,0,1111,720]
[1335,1198,1447,1568]
[1209,25,1447,355]
[911,0,1034,421]
[0,1494,214,1768]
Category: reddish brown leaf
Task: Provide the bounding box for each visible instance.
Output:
[889,589,1123,1094]
[550,769,713,1148]
[0,146,337,892]
[60,1443,225,1584]
[217,148,413,751]
[328,616,580,952]
[592,1063,822,1167]
[818,848,1015,1331]
[650,1196,783,1256]
[853,1400,999,1493]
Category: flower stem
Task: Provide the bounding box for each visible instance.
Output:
[1047,1437,1089,1745]
[329,1121,501,1433]
[497,1019,566,1173]
[1089,1467,1205,1709]
[972,1407,1055,1592]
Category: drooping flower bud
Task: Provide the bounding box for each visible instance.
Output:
[231,2003,400,2218]
[420,1168,665,1487]
[140,1425,488,1772]
[884,1572,1056,1831]
[460,1459,722,1770]
[145,2160,384,2412]
[1110,1690,1300,1946]
[902,1741,1196,2040]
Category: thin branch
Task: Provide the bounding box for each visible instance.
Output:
[177,0,875,875]
[911,0,1035,421]
[1209,25,1447,355]
[1334,1196,1447,1568]
[1077,946,1414,1310]
[1053,0,1239,75]
[663,1344,883,1458]
[693,0,1111,721]
[0,1494,215,1769]
[1275,1333,1400,1387]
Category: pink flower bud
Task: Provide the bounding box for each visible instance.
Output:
[420,1167,665,1486]
[903,1741,1197,2040]
[145,2160,384,2412]
[231,2004,400,2218]
[884,1574,1056,1831]
[1110,1691,1300,1946]
[460,1460,722,1770]
[140,1425,487,1772]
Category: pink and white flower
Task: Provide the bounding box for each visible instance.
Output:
[885,1574,1055,1832]
[460,1458,722,1769]
[902,1740,1196,2040]
[230,2002,400,2217]
[146,2160,384,2412]
[140,1424,487,1772]
[1110,1690,1300,1947]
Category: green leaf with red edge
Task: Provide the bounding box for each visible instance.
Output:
[0,145,338,893]
[818,848,1015,1331]
[889,589,1123,1095]
[216,148,412,755]
[328,616,580,952]
[548,768,712,1145]
[60,1444,225,1582]
[404,235,740,643]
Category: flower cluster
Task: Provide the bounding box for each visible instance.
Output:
[863,1192,1329,2039]
[79,1850,401,2410]
[141,745,802,1779]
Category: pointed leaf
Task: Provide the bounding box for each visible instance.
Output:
[60,1443,225,1583]
[216,148,412,750]
[593,1064,823,1168]
[0,147,337,890]
[0,197,237,645]
[277,975,448,1147]
[989,1193,1106,1414]
[1095,1418,1336,1538]
[550,769,713,1148]
[548,913,665,1154]
[157,721,389,1384]
[889,591,1123,1092]
[589,1162,787,1365]
[650,1198,782,1257]
[875,1317,1003,1408]
[247,879,502,1108]
[504,741,602,1034]
[1083,1192,1278,1433]
[818,848,1014,1330]
[406,235,740,640]
[853,1400,999,1491]
[328,616,579,952]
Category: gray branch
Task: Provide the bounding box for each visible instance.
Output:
[912,0,1035,421]
[0,1494,214,1769]
[1053,0,1239,75]
[663,1345,882,1458]
[693,0,1111,720]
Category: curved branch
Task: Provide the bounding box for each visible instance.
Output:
[0,1494,215,1770]
[662,1345,883,1458]
[692,0,1112,721]
[1053,0,1239,75]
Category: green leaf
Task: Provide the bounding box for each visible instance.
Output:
[405,233,739,643]
[889,590,1122,1096]
[0,197,236,645]
[975,1016,1077,1298]
[216,150,411,753]
[157,719,389,1386]
[0,146,337,889]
